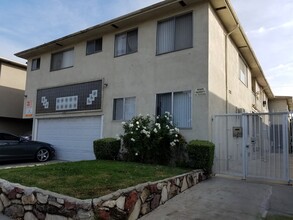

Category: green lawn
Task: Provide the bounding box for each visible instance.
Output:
[0,160,190,199]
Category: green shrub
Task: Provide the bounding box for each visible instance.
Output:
[120,112,184,165]
[93,138,121,160]
[187,140,215,175]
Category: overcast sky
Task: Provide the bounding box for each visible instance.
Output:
[0,0,292,97]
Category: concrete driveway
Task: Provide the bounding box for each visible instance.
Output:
[0,160,65,170]
[140,176,293,220]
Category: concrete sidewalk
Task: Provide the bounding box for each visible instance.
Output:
[140,176,293,220]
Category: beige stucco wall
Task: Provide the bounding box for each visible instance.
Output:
[207,4,269,118]
[0,62,26,90]
[25,2,210,142]
[269,100,289,112]
[24,1,274,144]
[0,62,26,118]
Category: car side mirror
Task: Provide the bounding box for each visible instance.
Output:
[19,137,26,142]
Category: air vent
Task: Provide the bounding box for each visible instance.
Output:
[179,1,187,7]
[111,24,119,29]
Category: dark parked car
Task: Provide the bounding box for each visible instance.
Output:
[0,133,55,162]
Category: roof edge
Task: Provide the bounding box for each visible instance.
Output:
[215,0,275,99]
[15,0,184,59]
[273,96,293,111]
[0,57,26,69]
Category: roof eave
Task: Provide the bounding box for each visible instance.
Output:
[0,57,26,69]
[273,96,293,111]
[209,0,274,99]
[15,0,202,59]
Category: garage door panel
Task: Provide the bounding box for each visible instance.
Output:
[37,116,102,161]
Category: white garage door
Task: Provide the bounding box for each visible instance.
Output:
[37,116,102,161]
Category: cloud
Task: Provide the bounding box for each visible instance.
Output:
[0,0,164,58]
[0,36,27,64]
[266,62,293,96]
[247,20,293,35]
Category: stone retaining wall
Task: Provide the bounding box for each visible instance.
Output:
[0,170,206,220]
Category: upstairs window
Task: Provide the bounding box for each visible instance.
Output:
[157,12,193,55]
[239,57,248,86]
[156,91,192,128]
[31,58,40,71]
[50,48,74,71]
[86,38,102,55]
[114,29,138,57]
[113,97,136,121]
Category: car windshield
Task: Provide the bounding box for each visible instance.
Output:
[0,133,20,141]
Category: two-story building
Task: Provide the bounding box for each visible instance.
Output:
[0,57,32,135]
[15,0,291,161]
[269,96,293,112]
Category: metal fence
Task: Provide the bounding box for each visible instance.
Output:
[213,112,293,183]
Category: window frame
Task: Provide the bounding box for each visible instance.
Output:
[156,90,192,129]
[31,58,41,71]
[239,56,248,86]
[86,38,103,55]
[50,48,74,71]
[156,12,193,55]
[113,97,136,121]
[114,29,138,57]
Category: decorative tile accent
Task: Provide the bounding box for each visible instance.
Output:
[86,90,98,105]
[56,96,78,111]
[36,80,102,114]
[41,96,49,109]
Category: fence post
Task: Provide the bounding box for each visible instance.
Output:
[283,114,289,183]
[242,114,247,180]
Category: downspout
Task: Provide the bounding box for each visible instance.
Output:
[224,23,239,172]
[225,24,239,113]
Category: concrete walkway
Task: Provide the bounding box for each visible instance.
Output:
[140,176,293,220]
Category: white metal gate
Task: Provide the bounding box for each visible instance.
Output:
[213,112,293,183]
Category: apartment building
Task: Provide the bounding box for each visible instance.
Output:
[0,57,32,135]
[16,0,290,161]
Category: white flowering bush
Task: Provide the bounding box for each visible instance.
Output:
[120,112,186,165]
[121,115,152,162]
[150,112,183,164]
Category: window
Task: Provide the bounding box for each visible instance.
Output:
[113,97,136,120]
[239,57,248,86]
[0,133,19,141]
[50,48,74,71]
[86,38,102,55]
[31,58,40,71]
[156,91,191,128]
[114,29,138,57]
[157,13,192,55]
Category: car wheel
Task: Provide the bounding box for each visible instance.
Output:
[36,148,50,162]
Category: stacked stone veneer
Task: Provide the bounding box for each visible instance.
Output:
[0,170,206,220]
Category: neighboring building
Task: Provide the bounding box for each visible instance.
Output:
[269,96,293,112]
[0,57,32,135]
[15,0,291,161]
